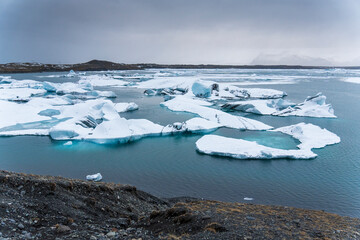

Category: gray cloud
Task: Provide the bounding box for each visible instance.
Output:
[1,0,360,65]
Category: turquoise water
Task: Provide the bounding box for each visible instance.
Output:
[0,69,359,218]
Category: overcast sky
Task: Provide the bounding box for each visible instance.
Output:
[1,0,360,65]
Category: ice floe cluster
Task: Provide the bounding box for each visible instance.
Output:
[0,71,341,160]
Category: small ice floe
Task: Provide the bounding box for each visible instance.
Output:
[244,197,254,201]
[86,173,102,182]
[63,141,72,146]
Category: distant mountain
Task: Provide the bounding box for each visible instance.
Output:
[251,53,333,66]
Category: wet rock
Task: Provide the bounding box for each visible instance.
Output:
[17,223,24,229]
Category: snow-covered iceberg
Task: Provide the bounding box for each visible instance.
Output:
[222,93,336,118]
[196,123,340,160]
[273,123,341,150]
[196,135,316,160]
[273,93,336,118]
[162,117,222,135]
[222,99,294,115]
[161,96,272,130]
[79,74,129,87]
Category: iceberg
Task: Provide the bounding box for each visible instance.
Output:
[86,173,102,182]
[191,80,218,98]
[0,88,46,102]
[273,123,341,150]
[161,96,272,130]
[222,93,336,118]
[209,85,287,101]
[273,93,336,118]
[222,99,295,115]
[184,117,222,133]
[195,123,340,160]
[340,77,360,84]
[114,102,139,113]
[79,75,128,87]
[196,135,316,160]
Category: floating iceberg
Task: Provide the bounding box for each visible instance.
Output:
[114,102,139,112]
[191,80,218,98]
[161,96,272,130]
[223,93,336,118]
[340,77,360,84]
[222,99,295,115]
[86,173,102,182]
[196,123,340,160]
[79,75,128,87]
[209,85,287,101]
[196,135,316,160]
[162,118,221,135]
[273,123,341,150]
[273,93,336,118]
[0,88,46,102]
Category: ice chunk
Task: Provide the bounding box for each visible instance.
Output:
[86,173,102,182]
[210,85,287,101]
[244,197,254,201]
[191,80,217,98]
[161,96,272,130]
[114,102,139,112]
[184,117,222,133]
[196,135,316,159]
[222,99,295,115]
[273,93,336,118]
[66,70,77,77]
[136,76,194,92]
[273,123,340,150]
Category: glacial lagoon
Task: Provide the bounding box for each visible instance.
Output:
[0,68,359,217]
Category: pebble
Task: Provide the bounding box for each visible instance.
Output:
[90,235,97,240]
[17,223,24,229]
[55,224,71,233]
[246,216,256,221]
[106,231,116,237]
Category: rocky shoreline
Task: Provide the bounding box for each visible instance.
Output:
[1,60,360,74]
[0,170,359,240]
